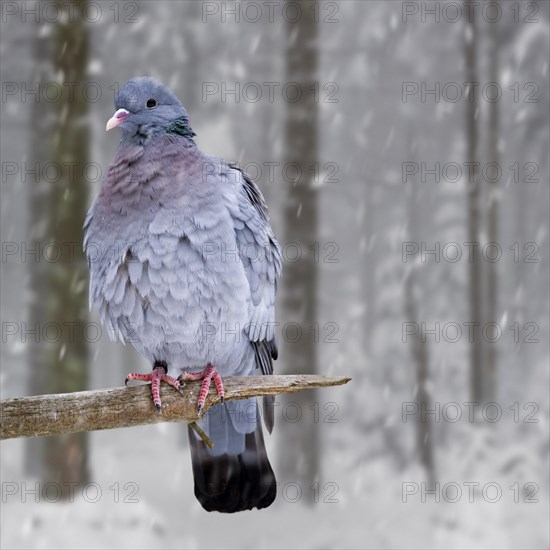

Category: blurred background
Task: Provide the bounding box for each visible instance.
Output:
[1,1,549,548]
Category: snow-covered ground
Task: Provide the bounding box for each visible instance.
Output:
[2,403,548,549]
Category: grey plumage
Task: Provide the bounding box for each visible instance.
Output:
[84,77,281,512]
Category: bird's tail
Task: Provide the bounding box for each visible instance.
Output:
[188,400,276,513]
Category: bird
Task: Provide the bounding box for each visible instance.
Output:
[84,76,281,513]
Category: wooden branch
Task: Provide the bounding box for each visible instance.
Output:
[0,375,351,440]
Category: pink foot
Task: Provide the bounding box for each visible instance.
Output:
[180,363,224,415]
[125,362,183,413]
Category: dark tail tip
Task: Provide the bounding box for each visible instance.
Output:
[188,423,276,513]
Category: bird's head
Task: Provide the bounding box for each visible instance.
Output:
[106,77,195,142]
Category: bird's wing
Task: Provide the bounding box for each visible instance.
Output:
[224,163,281,343]
[221,163,281,433]
[220,162,281,351]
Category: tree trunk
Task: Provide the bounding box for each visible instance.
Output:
[26,0,91,495]
[405,169,435,484]
[182,1,201,113]
[25,13,51,477]
[363,172,375,354]
[464,0,484,405]
[484,4,500,404]
[279,0,320,499]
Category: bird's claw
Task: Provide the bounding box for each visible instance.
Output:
[125,365,185,412]
[181,363,225,417]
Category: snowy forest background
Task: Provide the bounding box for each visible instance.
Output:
[1,1,549,548]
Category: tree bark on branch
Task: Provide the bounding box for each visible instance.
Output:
[1,375,351,441]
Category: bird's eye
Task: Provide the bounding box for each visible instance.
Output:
[146,98,157,108]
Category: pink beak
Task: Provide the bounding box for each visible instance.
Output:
[106,108,130,131]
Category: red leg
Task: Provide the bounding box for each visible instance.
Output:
[180,363,225,415]
[126,363,183,413]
